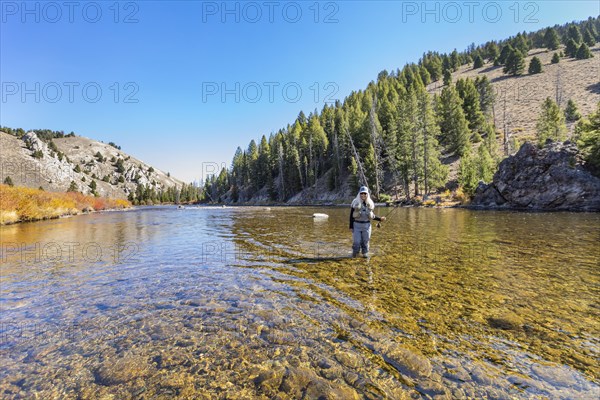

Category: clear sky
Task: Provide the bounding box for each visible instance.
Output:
[2,1,598,183]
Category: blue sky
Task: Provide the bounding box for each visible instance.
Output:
[2,1,599,183]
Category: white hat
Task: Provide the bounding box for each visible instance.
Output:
[359,186,369,194]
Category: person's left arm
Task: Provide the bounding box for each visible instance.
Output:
[372,211,386,222]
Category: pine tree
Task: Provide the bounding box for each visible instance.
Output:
[474,76,496,121]
[528,56,543,74]
[473,55,484,69]
[503,49,525,76]
[576,43,593,59]
[565,39,579,57]
[437,86,470,157]
[583,28,596,46]
[68,181,78,192]
[544,27,561,50]
[396,88,418,197]
[566,25,583,44]
[551,53,560,64]
[536,97,567,146]
[575,102,600,176]
[565,99,582,122]
[415,83,448,194]
[443,70,452,86]
[511,33,530,55]
[3,176,14,186]
[483,124,500,163]
[476,143,496,184]
[456,78,486,137]
[485,42,499,62]
[497,44,514,65]
[458,148,478,196]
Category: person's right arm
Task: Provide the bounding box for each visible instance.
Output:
[349,207,354,230]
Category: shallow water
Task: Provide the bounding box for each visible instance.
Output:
[0,206,598,399]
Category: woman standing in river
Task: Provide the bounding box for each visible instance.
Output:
[349,186,385,258]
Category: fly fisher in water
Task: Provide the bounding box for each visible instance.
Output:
[349,186,386,258]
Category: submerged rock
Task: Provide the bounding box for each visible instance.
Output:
[472,141,600,211]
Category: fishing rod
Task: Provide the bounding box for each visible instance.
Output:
[376,202,401,228]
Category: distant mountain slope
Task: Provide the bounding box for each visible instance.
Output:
[0,131,184,199]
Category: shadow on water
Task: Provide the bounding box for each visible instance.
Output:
[284,256,356,264]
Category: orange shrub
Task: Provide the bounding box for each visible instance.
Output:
[0,184,131,224]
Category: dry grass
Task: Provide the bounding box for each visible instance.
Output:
[425,43,600,191]
[428,44,600,143]
[0,184,131,225]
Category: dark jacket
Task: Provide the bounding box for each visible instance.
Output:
[349,203,383,229]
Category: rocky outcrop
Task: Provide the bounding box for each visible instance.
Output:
[0,131,184,199]
[472,141,600,211]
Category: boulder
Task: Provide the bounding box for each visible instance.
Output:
[472,141,600,211]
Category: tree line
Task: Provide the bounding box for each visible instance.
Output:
[201,17,599,203]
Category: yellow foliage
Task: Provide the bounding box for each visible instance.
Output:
[423,199,437,207]
[454,187,470,204]
[0,184,131,225]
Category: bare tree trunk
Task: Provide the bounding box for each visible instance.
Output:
[369,100,381,198]
[278,143,285,201]
[555,67,562,107]
[503,90,510,156]
[345,127,369,188]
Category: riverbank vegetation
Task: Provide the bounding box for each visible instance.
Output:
[0,184,131,225]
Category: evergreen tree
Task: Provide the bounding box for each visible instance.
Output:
[115,158,125,173]
[3,176,14,186]
[396,87,418,197]
[437,86,470,157]
[485,42,499,62]
[544,27,561,50]
[528,56,543,74]
[483,124,500,163]
[422,53,443,82]
[511,33,530,55]
[68,181,78,192]
[450,49,460,71]
[551,53,560,64]
[474,76,496,121]
[566,25,583,44]
[575,102,600,176]
[536,97,567,146]
[256,135,271,189]
[473,55,484,69]
[583,28,596,46]
[443,70,452,86]
[564,99,582,122]
[415,83,448,194]
[497,44,514,65]
[74,164,81,173]
[304,114,329,187]
[503,49,525,76]
[565,38,579,57]
[576,43,593,59]
[456,78,486,137]
[458,148,478,196]
[475,143,496,185]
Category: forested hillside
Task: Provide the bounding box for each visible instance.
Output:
[202,17,600,204]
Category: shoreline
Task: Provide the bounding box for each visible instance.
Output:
[4,202,598,226]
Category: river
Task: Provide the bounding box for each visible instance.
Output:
[0,206,598,399]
